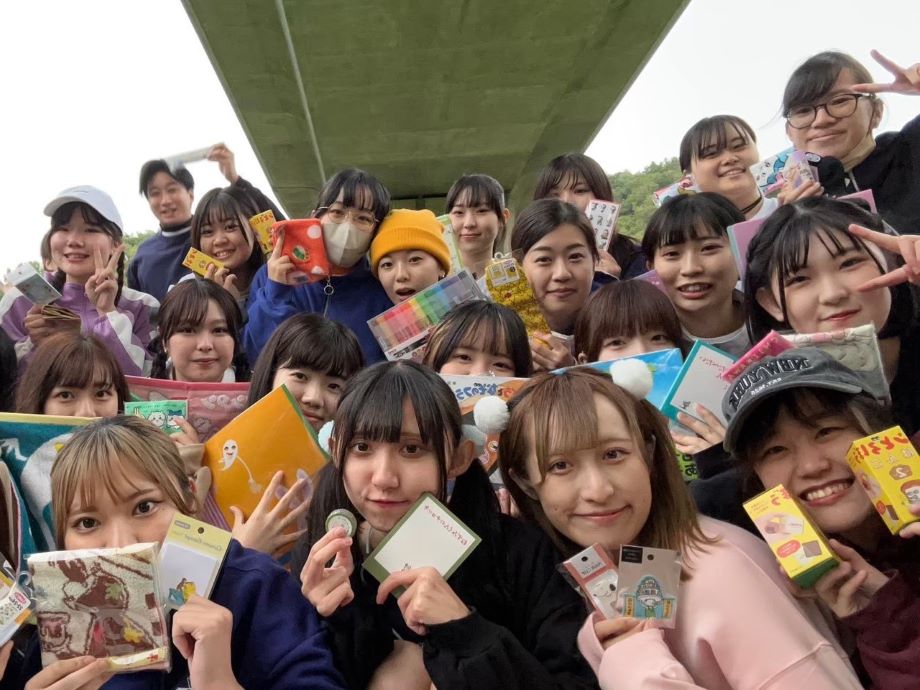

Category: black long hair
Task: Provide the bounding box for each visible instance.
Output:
[295,361,507,601]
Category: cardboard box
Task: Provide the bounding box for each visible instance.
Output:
[743,484,838,588]
[847,425,920,534]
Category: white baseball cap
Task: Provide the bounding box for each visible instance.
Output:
[43,185,123,232]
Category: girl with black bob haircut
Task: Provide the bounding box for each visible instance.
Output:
[293,361,595,690]
[245,168,394,365]
[744,196,920,435]
[533,153,645,279]
[422,301,533,377]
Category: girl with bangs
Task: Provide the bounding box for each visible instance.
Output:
[294,361,595,690]
[0,186,158,377]
[445,174,511,279]
[246,168,393,366]
[150,279,250,383]
[679,115,821,221]
[422,301,533,377]
[782,50,920,232]
[189,187,265,307]
[533,153,645,279]
[642,192,752,358]
[3,416,344,690]
[722,348,920,689]
[745,196,920,435]
[492,368,861,689]
[15,331,129,417]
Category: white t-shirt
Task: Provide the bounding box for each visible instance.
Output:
[682,323,752,359]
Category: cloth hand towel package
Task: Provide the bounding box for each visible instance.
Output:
[29,543,170,672]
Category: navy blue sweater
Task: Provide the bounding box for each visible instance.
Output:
[3,541,344,690]
[244,260,391,366]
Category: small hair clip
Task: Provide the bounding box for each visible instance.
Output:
[474,396,511,434]
[318,421,334,455]
[609,359,653,400]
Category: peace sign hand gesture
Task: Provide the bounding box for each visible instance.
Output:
[84,244,123,314]
[848,224,920,290]
[852,50,920,96]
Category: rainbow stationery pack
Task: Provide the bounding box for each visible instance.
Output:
[368,270,485,361]
[847,425,920,534]
[744,484,839,588]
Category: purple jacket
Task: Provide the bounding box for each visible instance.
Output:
[0,282,158,376]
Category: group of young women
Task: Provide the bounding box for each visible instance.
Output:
[1,48,919,689]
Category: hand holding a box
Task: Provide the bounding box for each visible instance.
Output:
[376,567,470,636]
[300,528,355,616]
[812,539,889,618]
[172,595,242,690]
[530,333,576,372]
[23,304,57,344]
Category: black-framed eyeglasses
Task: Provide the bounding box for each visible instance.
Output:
[785,93,871,129]
[315,206,378,231]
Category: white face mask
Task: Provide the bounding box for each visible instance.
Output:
[322,220,370,268]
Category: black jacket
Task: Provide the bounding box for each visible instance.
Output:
[295,514,598,690]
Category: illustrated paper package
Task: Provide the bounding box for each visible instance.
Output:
[727,217,766,281]
[124,376,249,442]
[561,544,619,619]
[483,256,549,337]
[436,214,465,275]
[249,210,276,254]
[441,374,528,474]
[182,247,225,277]
[618,545,681,626]
[585,199,621,252]
[29,543,170,672]
[847,425,920,534]
[124,400,188,436]
[4,264,61,306]
[661,341,736,426]
[0,413,92,561]
[785,324,888,399]
[721,331,792,382]
[0,554,32,646]
[203,385,326,528]
[158,515,231,610]
[744,484,839,588]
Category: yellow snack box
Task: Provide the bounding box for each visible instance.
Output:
[847,425,920,534]
[484,256,549,337]
[743,484,838,588]
[249,210,276,255]
[182,247,225,277]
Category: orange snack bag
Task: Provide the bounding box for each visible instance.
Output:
[271,219,331,283]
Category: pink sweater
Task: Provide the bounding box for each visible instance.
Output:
[578,517,862,689]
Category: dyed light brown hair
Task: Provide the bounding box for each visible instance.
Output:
[498,369,709,558]
[51,416,196,545]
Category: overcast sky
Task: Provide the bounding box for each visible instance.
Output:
[1,0,917,270]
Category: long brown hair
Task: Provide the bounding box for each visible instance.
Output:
[498,369,709,558]
[15,332,129,414]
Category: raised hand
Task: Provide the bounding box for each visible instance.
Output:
[530,332,576,372]
[300,527,355,616]
[84,244,123,314]
[672,404,727,455]
[376,567,470,636]
[266,228,301,285]
[171,595,242,690]
[204,264,241,301]
[812,539,889,618]
[848,223,920,290]
[230,471,311,557]
[207,143,239,184]
[24,304,56,344]
[852,50,920,96]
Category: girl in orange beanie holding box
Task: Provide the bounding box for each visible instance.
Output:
[370,209,452,305]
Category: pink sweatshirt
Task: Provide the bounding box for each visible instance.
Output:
[578,517,862,689]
